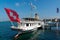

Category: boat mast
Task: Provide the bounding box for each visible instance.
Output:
[30,2,33,17]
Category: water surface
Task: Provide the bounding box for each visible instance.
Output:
[0,21,60,40]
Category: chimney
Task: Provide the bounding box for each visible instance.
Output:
[35,13,39,20]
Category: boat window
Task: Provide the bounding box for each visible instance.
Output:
[21,23,22,25]
[38,23,40,25]
[26,24,29,26]
[30,24,31,26]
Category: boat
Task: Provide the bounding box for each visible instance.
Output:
[4,8,44,32]
[11,14,44,32]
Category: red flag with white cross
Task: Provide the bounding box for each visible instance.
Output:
[4,8,20,23]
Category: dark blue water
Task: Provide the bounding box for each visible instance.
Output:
[0,21,18,40]
[0,21,60,40]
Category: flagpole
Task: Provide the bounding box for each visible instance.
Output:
[10,21,14,26]
[7,16,14,26]
[56,8,59,30]
[6,13,14,26]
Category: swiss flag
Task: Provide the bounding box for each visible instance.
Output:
[4,8,20,23]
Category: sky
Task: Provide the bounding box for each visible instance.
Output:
[0,0,60,21]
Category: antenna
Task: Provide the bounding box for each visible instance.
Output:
[30,2,33,17]
[30,2,37,18]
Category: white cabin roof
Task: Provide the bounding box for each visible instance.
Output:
[20,20,43,23]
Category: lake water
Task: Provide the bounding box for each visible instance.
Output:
[0,21,60,40]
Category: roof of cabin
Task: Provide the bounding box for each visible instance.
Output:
[22,18,40,21]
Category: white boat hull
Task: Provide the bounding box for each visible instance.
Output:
[11,25,41,32]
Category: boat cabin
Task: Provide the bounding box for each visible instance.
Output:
[19,18,43,28]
